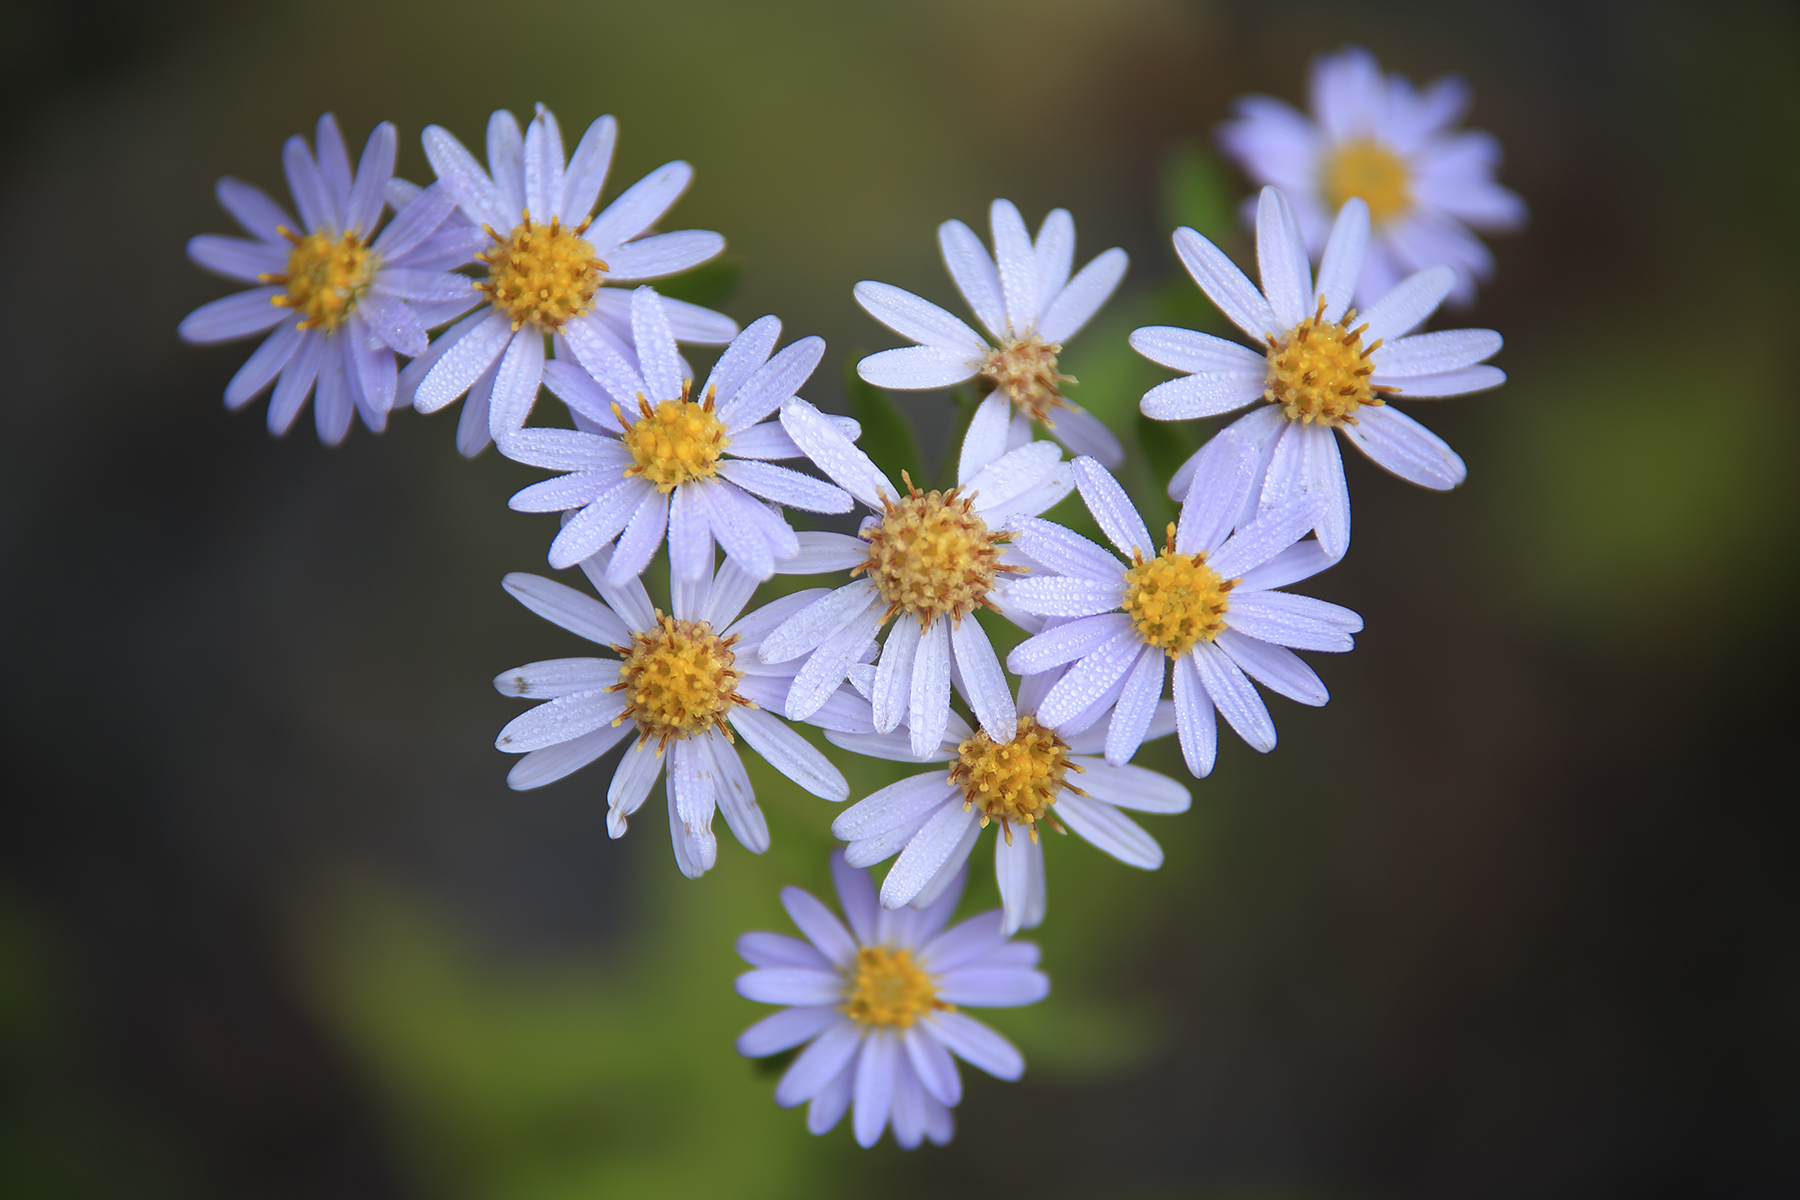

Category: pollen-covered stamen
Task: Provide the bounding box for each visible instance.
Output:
[841,946,950,1028]
[856,472,1019,627]
[950,715,1084,846]
[1122,523,1236,656]
[615,382,730,492]
[476,211,605,331]
[980,334,1075,428]
[1323,136,1413,223]
[1264,297,1397,426]
[264,227,375,331]
[609,612,749,751]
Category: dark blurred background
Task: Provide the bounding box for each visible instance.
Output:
[2,0,1796,1196]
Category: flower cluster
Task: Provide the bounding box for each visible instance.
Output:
[181,45,1517,1149]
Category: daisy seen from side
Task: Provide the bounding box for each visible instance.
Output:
[493,544,872,878]
[502,287,854,583]
[404,104,736,455]
[756,396,1075,759]
[179,114,475,444]
[855,199,1129,468]
[1218,45,1527,306]
[1005,450,1361,779]
[736,853,1046,1148]
[1135,187,1505,559]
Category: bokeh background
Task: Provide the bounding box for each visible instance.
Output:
[3,0,1797,1196]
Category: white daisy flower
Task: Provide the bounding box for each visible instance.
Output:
[1005,451,1361,778]
[501,287,854,584]
[493,544,872,878]
[735,852,1045,1148]
[178,114,475,444]
[756,396,1075,759]
[854,199,1129,468]
[825,673,1190,935]
[403,105,737,456]
[1218,45,1527,307]
[1134,187,1506,559]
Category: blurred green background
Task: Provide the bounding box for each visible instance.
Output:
[2,0,1796,1196]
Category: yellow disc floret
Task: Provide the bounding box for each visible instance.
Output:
[265,227,375,331]
[477,212,605,331]
[1122,523,1236,656]
[980,334,1075,427]
[853,474,1015,633]
[1323,137,1413,224]
[1263,298,1395,426]
[610,612,748,750]
[949,715,1084,844]
[857,473,1018,627]
[616,383,730,492]
[842,946,949,1028]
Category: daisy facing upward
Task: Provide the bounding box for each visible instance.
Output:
[500,287,854,584]
[179,114,473,444]
[1219,45,1527,306]
[1134,187,1505,559]
[1006,448,1361,779]
[402,104,737,455]
[854,199,1129,468]
[735,854,1046,1149]
[757,397,1074,760]
[492,545,872,879]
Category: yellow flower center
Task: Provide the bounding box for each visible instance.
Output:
[980,335,1075,428]
[950,715,1084,844]
[477,213,605,331]
[857,473,1017,627]
[1122,523,1236,656]
[615,384,730,493]
[1263,299,1394,426]
[1323,137,1413,224]
[610,612,748,750]
[842,946,949,1028]
[266,227,375,331]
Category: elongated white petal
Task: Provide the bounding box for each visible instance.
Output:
[958,393,1013,487]
[781,884,859,966]
[966,440,1065,515]
[1193,640,1276,752]
[588,160,694,249]
[1256,187,1313,329]
[492,657,620,699]
[1040,631,1143,726]
[1073,760,1190,813]
[852,1029,899,1147]
[775,1020,863,1107]
[833,773,957,842]
[501,572,629,645]
[779,398,893,507]
[736,967,843,1007]
[938,218,1006,340]
[606,230,726,281]
[908,618,953,759]
[1225,591,1357,651]
[1359,264,1456,346]
[738,931,832,970]
[1314,197,1370,322]
[759,580,877,665]
[560,114,617,221]
[925,1011,1023,1080]
[730,707,847,801]
[881,802,979,910]
[951,619,1014,743]
[857,345,980,391]
[1072,456,1153,559]
[421,124,508,230]
[1373,328,1501,377]
[1341,405,1467,490]
[854,281,988,355]
[178,288,289,343]
[1006,575,1125,618]
[1171,653,1217,777]
[1216,629,1327,705]
[1009,518,1121,583]
[1210,500,1315,579]
[1236,540,1336,591]
[507,722,631,791]
[1129,325,1266,374]
[716,459,850,514]
[1037,247,1127,344]
[1007,613,1131,674]
[736,1005,841,1058]
[1057,794,1162,868]
[1375,364,1506,398]
[1105,648,1165,765]
[415,313,512,413]
[1173,226,1280,341]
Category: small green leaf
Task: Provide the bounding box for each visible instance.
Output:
[653,256,742,308]
[843,349,923,487]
